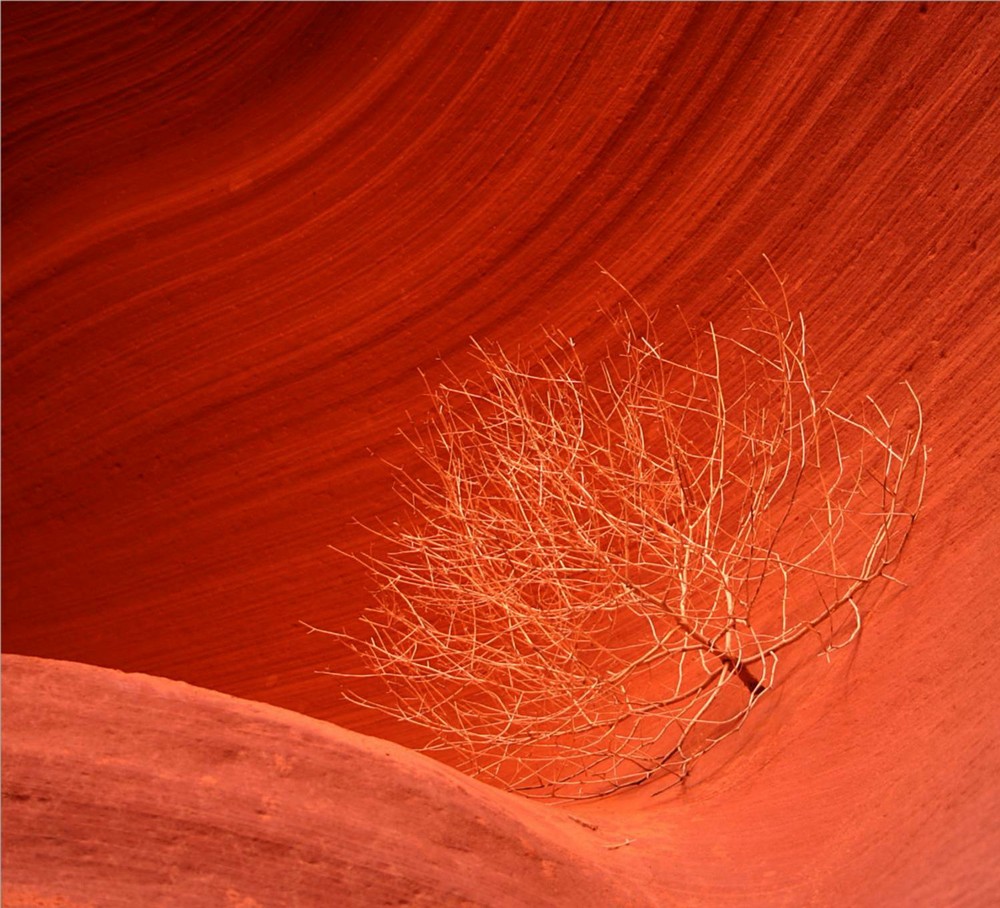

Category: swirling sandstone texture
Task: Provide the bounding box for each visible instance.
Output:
[3,3,999,905]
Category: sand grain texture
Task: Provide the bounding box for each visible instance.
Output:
[2,655,650,908]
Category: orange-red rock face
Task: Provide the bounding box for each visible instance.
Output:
[3,4,1000,904]
[3,655,652,908]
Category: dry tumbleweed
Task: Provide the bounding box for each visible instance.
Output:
[310,271,926,799]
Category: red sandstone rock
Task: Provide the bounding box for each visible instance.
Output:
[2,655,649,907]
[3,3,999,905]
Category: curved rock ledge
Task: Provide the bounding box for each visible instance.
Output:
[1,654,651,908]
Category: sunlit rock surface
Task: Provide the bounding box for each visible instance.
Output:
[3,4,999,905]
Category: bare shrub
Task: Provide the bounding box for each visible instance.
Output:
[310,271,926,799]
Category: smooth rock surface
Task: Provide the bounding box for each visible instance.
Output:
[2,655,650,907]
[3,4,999,905]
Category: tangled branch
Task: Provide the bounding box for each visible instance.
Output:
[312,274,926,799]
